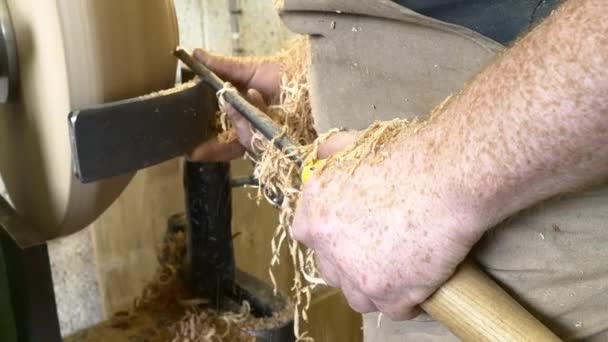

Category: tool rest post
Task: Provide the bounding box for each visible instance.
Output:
[184,161,235,308]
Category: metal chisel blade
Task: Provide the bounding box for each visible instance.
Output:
[68,80,218,183]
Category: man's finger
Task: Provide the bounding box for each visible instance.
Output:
[242,88,269,113]
[224,89,268,151]
[318,131,359,158]
[193,49,280,103]
[193,49,257,91]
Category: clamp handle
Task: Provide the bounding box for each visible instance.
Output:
[301,159,325,184]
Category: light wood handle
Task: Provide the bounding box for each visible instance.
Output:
[421,261,561,341]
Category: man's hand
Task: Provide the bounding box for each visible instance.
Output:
[292,0,608,320]
[188,50,281,162]
[292,131,485,320]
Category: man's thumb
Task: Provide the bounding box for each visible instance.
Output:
[317,131,359,159]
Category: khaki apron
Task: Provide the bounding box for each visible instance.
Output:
[280,0,608,340]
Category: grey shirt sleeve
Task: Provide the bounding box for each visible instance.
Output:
[391,0,562,45]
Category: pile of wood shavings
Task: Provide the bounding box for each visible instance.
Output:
[170,302,253,342]
[102,227,290,342]
[134,230,255,341]
[133,230,189,309]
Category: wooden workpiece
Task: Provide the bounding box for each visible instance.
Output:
[0,0,178,244]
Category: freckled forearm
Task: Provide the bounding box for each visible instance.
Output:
[408,0,608,229]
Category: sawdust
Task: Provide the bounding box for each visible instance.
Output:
[98,227,292,342]
[169,303,254,342]
[320,118,417,174]
[132,230,254,341]
[319,95,454,176]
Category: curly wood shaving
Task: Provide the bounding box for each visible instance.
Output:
[318,118,415,175]
[214,83,239,144]
[319,94,454,177]
[245,129,340,341]
[170,301,254,342]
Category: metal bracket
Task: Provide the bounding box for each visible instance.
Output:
[68,80,218,183]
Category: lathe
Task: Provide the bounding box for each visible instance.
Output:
[0,1,294,341]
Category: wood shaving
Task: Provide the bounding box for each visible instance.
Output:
[170,302,253,342]
[319,118,415,175]
[214,84,239,144]
[247,37,322,341]
[320,95,454,176]
[138,80,198,100]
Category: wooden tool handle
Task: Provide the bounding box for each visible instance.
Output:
[421,261,561,341]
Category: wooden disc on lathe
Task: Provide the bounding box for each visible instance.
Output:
[0,0,179,245]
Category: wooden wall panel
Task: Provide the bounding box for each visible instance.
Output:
[90,160,184,315]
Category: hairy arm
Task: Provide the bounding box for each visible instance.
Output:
[292,0,608,319]
[428,0,608,229]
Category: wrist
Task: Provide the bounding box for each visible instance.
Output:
[434,114,534,232]
[389,127,492,245]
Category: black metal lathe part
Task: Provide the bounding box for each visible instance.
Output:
[183,161,294,341]
[184,161,235,308]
